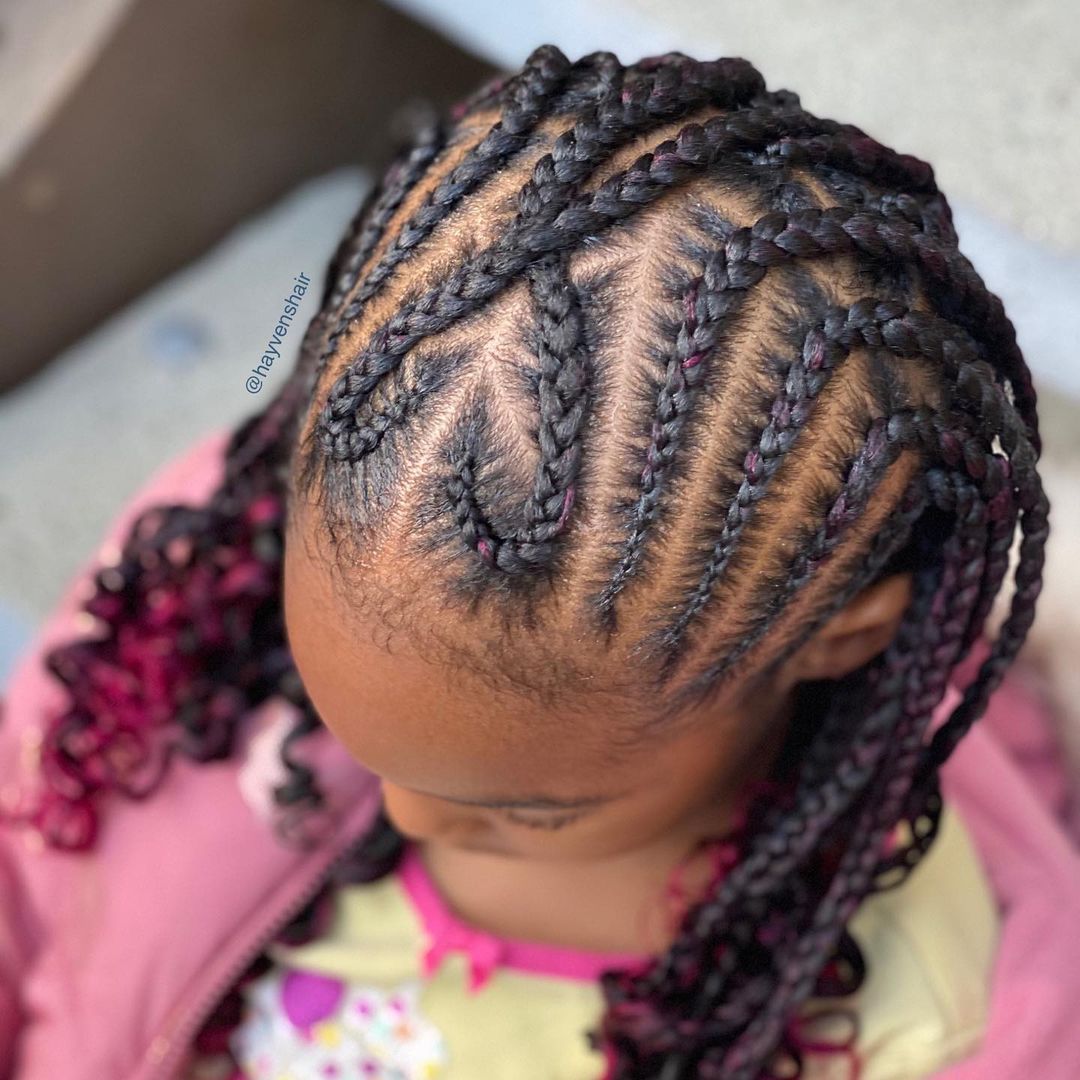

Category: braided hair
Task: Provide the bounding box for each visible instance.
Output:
[11,45,1048,1079]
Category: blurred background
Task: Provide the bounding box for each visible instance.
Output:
[1,1,1077,758]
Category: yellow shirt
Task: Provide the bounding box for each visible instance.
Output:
[228,801,998,1079]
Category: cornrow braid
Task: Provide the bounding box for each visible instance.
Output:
[595,248,757,624]
[645,431,1008,1079]
[615,418,926,1005]
[657,304,894,670]
[13,46,1049,1080]
[347,45,579,309]
[661,299,1028,690]
[443,249,591,575]
[305,66,821,475]
[671,404,1025,932]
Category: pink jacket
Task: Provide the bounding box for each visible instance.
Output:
[1,427,1079,1080]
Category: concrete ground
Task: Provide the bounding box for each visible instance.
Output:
[0,168,369,684]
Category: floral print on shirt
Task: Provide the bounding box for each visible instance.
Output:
[230,968,449,1079]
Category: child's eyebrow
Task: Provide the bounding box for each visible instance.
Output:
[417,790,618,811]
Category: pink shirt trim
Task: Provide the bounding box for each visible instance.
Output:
[396,841,655,993]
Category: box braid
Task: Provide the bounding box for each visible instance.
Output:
[10,45,1049,1080]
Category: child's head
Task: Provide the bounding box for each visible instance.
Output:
[279,45,1042,864]
[29,44,1048,1078]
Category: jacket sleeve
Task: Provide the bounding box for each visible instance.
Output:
[0,427,233,1077]
[0,727,32,1080]
[953,633,1077,836]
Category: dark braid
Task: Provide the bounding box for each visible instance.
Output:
[596,250,754,624]
[304,64,821,479]
[605,422,927,1060]
[662,303,1026,689]
[647,457,998,1078]
[657,306,884,668]
[346,45,578,309]
[718,475,989,1078]
[442,250,591,574]
[768,480,982,1053]
[671,409,1023,921]
[10,47,1049,1080]
[307,45,609,393]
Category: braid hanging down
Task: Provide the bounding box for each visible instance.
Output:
[8,44,1048,1080]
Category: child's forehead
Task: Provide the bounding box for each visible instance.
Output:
[282,493,779,772]
[280,571,749,831]
[286,496,581,689]
[285,487,628,681]
[282,511,657,779]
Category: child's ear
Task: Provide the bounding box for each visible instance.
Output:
[788,572,914,683]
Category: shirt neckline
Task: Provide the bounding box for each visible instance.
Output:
[395,839,657,992]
